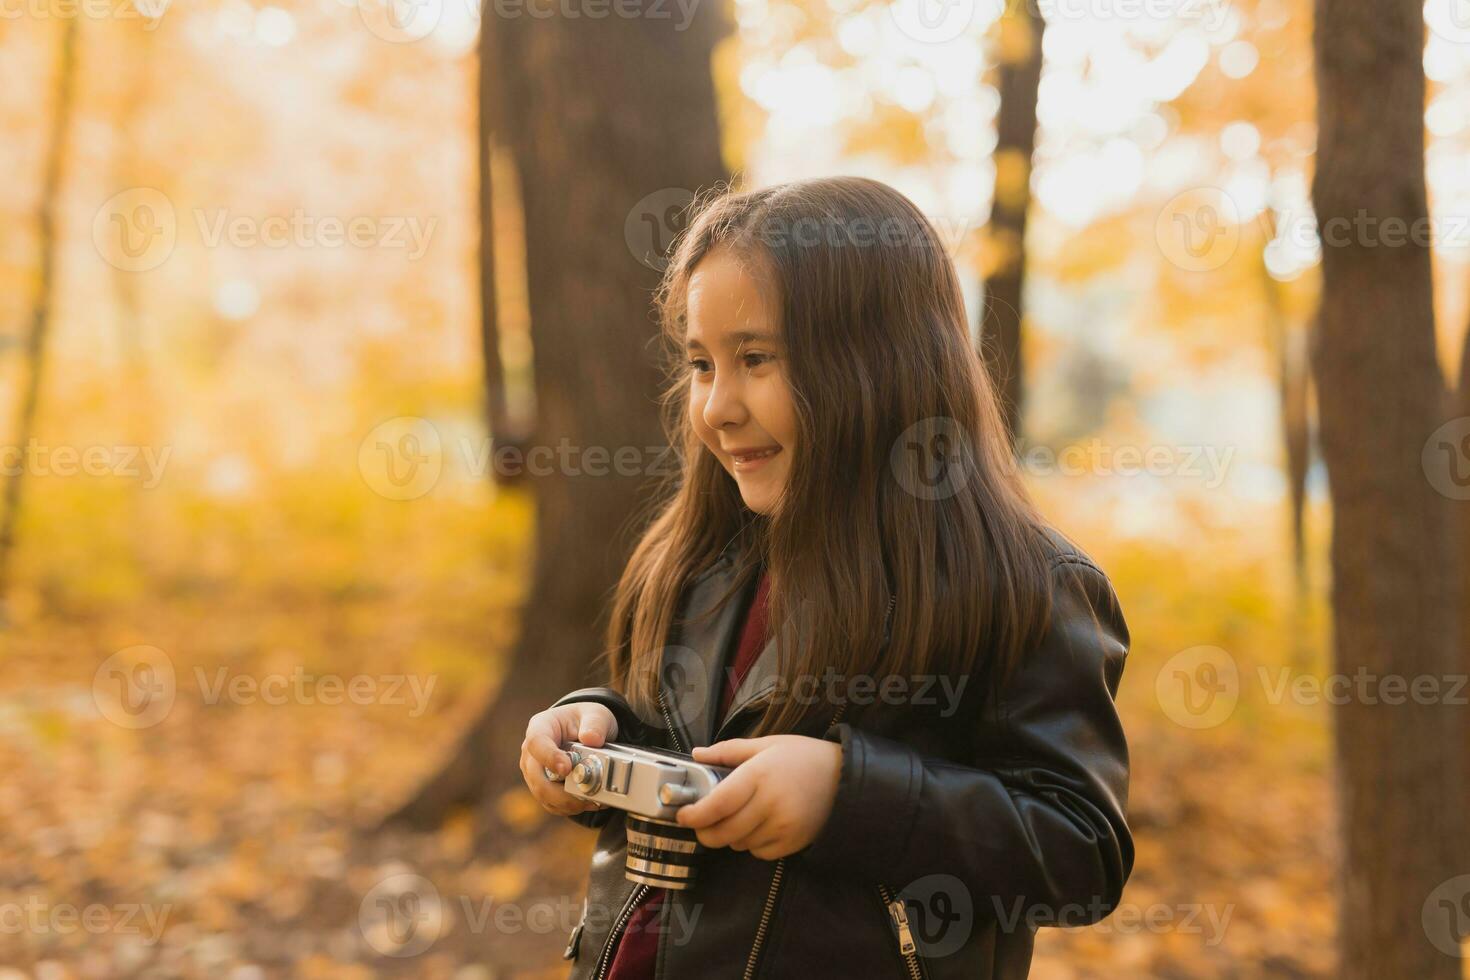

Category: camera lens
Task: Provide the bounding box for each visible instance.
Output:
[624,815,706,890]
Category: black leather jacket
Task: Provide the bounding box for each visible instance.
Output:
[548,531,1133,980]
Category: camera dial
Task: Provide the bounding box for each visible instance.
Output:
[572,755,604,794]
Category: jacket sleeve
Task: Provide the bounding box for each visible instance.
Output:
[546,685,659,830]
[797,557,1134,926]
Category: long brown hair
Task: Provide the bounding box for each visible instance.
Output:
[602,175,1058,736]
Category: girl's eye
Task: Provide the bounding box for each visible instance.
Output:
[686,353,773,373]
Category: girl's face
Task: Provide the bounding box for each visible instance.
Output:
[685,247,797,516]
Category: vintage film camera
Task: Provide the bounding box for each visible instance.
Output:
[550,741,731,890]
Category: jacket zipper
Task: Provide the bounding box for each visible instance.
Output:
[740,854,785,980]
[875,595,923,980]
[740,701,849,980]
[656,686,685,752]
[584,687,688,979]
[591,881,651,980]
[877,884,926,980]
[741,592,893,980]
[641,590,894,980]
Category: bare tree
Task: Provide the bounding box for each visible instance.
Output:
[1258,212,1312,588]
[1460,314,1470,851]
[383,2,729,832]
[476,12,528,479]
[0,18,81,610]
[1311,0,1467,974]
[1257,211,1315,670]
[979,3,1044,444]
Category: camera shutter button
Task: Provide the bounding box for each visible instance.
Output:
[659,783,700,806]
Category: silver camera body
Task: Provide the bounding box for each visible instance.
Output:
[562,741,730,822]
[561,741,731,889]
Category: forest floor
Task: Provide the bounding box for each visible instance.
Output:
[0,486,1346,978]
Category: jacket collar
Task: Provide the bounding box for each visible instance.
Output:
[659,541,894,748]
[658,543,771,749]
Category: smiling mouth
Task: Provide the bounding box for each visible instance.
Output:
[729,447,781,466]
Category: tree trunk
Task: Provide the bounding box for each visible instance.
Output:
[1460,313,1470,867]
[382,1,729,832]
[979,4,1044,445]
[0,18,80,610]
[1258,217,1314,670]
[477,13,526,479]
[1310,0,1466,975]
[1259,211,1312,594]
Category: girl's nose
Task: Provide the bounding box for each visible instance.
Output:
[702,377,746,430]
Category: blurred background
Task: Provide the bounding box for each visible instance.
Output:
[2,0,1469,975]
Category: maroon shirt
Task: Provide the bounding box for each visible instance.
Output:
[604,570,771,978]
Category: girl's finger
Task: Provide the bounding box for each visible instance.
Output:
[691,737,770,767]
[739,829,779,849]
[676,768,757,829]
[551,797,597,815]
[532,777,600,815]
[748,838,786,861]
[575,707,616,747]
[520,751,583,809]
[697,794,767,849]
[523,718,572,774]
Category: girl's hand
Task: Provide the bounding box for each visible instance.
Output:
[675,735,843,860]
[519,702,617,817]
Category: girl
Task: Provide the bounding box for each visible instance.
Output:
[518,176,1133,980]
